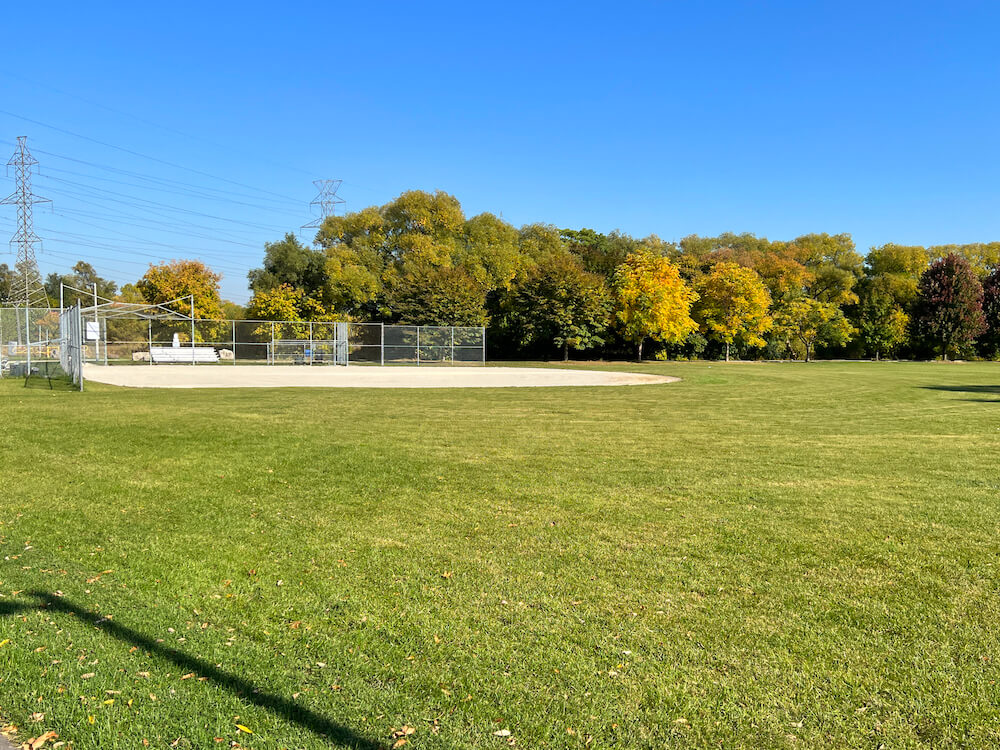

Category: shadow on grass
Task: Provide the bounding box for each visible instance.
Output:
[920,385,1000,402]
[0,591,383,749]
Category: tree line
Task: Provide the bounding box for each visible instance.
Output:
[8,189,999,361]
[244,190,999,361]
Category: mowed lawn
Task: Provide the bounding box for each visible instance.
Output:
[0,362,998,749]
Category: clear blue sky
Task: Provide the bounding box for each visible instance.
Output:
[1,1,998,304]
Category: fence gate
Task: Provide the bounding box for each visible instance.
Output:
[58,302,84,390]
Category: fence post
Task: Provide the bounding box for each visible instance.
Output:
[309,321,314,366]
[25,305,31,373]
[148,320,153,366]
[415,326,420,366]
[190,295,196,366]
[232,319,237,365]
[451,327,455,364]
[270,322,275,365]
[380,323,384,366]
[482,326,486,366]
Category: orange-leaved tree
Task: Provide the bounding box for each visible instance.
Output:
[612,252,697,360]
[693,262,772,361]
[136,260,224,341]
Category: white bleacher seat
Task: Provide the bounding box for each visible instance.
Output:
[150,346,219,364]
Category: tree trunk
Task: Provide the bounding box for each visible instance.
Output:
[804,343,812,362]
[637,338,644,361]
[562,342,569,361]
[875,350,880,362]
[725,342,730,362]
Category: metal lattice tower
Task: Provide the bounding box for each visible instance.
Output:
[302,179,345,232]
[1,136,51,308]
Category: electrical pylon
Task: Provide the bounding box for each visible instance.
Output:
[1,136,51,308]
[302,179,345,233]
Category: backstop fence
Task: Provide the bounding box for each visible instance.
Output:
[0,305,83,389]
[1,304,486,375]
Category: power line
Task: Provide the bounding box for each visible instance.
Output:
[1,137,50,306]
[35,173,291,234]
[0,109,305,204]
[28,146,303,208]
[0,70,317,180]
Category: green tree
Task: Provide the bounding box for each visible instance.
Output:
[458,213,524,292]
[389,265,488,326]
[248,233,328,307]
[773,298,856,362]
[45,261,118,305]
[793,233,865,306]
[693,263,772,361]
[502,253,609,360]
[613,252,698,360]
[858,276,909,360]
[0,263,15,303]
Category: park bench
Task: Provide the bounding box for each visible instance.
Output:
[150,346,219,364]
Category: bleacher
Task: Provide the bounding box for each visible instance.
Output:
[150,346,219,364]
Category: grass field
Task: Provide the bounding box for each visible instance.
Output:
[0,361,998,749]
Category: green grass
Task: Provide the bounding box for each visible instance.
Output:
[0,361,998,749]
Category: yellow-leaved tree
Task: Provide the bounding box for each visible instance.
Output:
[612,252,698,360]
[136,260,224,341]
[693,262,773,361]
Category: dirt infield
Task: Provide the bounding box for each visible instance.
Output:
[82,364,678,389]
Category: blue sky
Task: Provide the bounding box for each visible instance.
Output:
[1,1,998,303]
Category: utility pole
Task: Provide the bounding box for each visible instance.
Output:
[301,179,345,235]
[1,137,51,309]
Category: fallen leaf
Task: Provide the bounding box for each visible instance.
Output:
[80,673,95,679]
[26,731,58,749]
[235,724,253,734]
[494,729,512,737]
[29,713,44,722]
[180,673,195,680]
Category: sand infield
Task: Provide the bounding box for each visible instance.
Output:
[82,364,678,389]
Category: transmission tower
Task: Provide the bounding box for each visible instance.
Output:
[1,136,51,308]
[302,179,345,233]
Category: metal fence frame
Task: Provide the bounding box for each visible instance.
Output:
[58,302,84,390]
[0,306,486,372]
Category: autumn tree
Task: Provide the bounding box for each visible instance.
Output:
[773,298,855,362]
[247,283,327,322]
[928,242,1000,277]
[613,252,697,360]
[693,262,772,361]
[137,260,224,321]
[980,267,1000,359]
[501,253,609,360]
[913,254,986,360]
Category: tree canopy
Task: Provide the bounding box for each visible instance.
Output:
[27,188,1000,362]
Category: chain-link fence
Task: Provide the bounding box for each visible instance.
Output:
[0,306,82,388]
[1,309,486,370]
